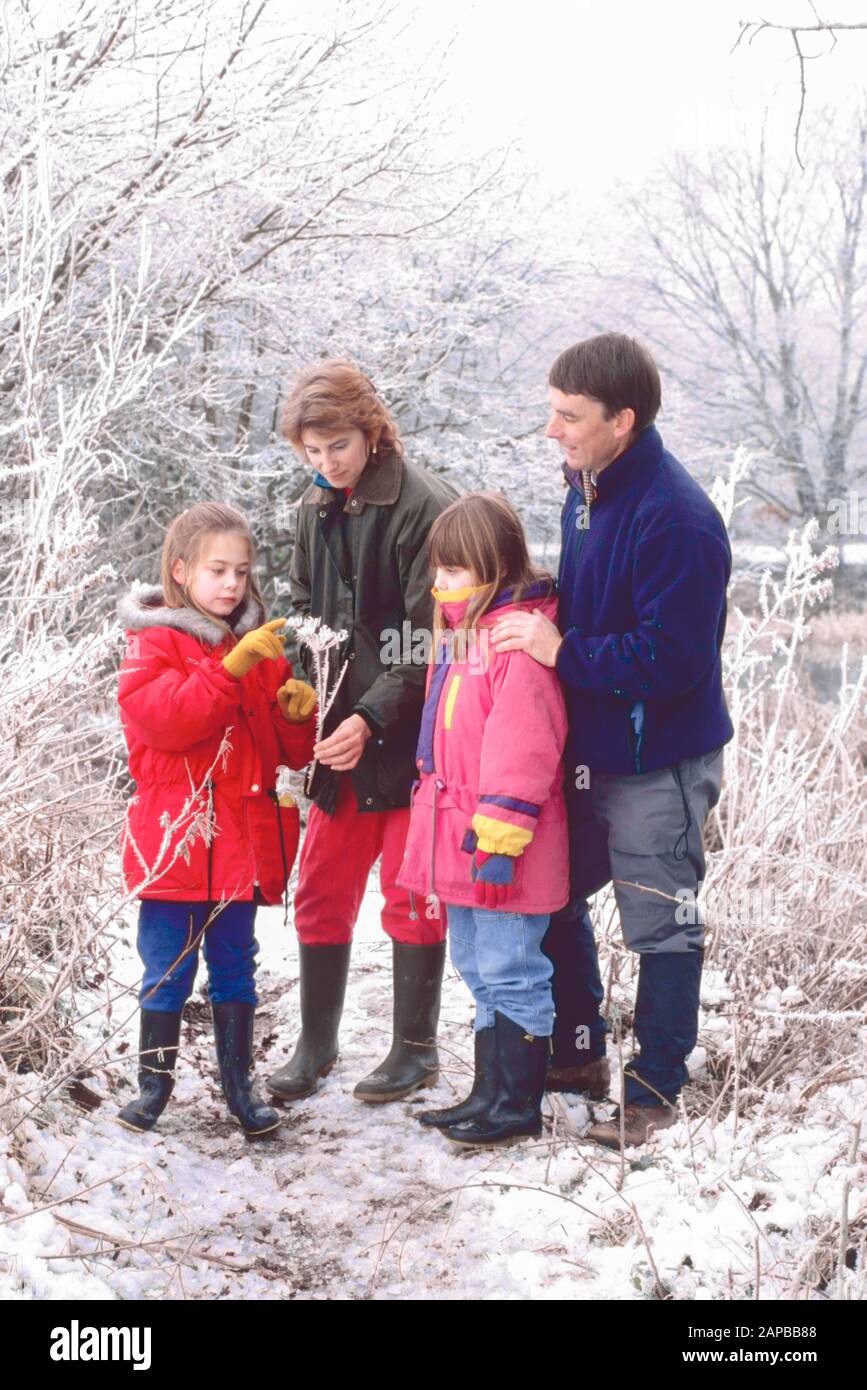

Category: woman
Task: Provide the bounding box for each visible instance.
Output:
[268,360,456,1105]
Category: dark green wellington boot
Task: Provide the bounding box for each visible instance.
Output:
[116,1010,182,1133]
[354,940,446,1103]
[211,1002,280,1138]
[267,942,352,1102]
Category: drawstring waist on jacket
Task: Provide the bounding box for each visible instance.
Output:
[206,778,214,904]
[430,777,444,902]
[409,777,445,920]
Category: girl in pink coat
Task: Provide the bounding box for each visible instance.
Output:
[398,493,569,1146]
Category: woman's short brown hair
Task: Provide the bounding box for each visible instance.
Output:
[549,332,661,434]
[281,359,403,459]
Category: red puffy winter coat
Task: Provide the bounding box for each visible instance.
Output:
[117,585,315,904]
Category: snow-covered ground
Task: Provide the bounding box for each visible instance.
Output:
[2,886,864,1301]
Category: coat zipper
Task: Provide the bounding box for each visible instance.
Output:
[408,779,421,920]
[243,796,262,901]
[430,778,445,897]
[410,637,452,921]
[205,777,214,906]
[409,776,445,922]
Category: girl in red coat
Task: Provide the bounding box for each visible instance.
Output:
[399,493,569,1146]
[116,502,316,1137]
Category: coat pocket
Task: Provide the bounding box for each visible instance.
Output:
[591,766,689,857]
[251,792,300,900]
[374,725,418,807]
[122,784,211,895]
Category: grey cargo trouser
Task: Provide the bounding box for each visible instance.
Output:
[570,746,725,953]
[545,746,724,1101]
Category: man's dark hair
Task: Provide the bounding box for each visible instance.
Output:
[549,332,662,433]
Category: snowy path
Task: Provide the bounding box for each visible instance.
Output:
[2,890,864,1301]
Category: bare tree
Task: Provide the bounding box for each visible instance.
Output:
[0,0,567,1093]
[0,1,562,589]
[623,109,867,525]
[733,8,867,164]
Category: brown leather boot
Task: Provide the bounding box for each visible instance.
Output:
[587,1102,677,1150]
[546,1055,610,1099]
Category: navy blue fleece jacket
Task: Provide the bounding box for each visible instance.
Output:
[555,425,734,776]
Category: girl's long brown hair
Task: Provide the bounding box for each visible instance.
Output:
[427,491,553,633]
[280,358,403,459]
[160,502,265,641]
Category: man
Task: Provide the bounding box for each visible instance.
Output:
[267,360,456,1106]
[491,333,733,1148]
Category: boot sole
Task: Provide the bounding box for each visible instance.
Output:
[115,1114,158,1134]
[267,1057,337,1103]
[445,1127,542,1148]
[241,1120,281,1140]
[419,1109,484,1129]
[353,1070,439,1104]
[545,1082,609,1100]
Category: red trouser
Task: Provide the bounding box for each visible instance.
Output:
[293,774,446,946]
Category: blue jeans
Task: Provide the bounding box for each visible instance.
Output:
[446,904,554,1037]
[138,900,259,1012]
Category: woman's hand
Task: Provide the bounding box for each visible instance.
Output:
[222,618,286,679]
[313,714,372,771]
[277,678,317,723]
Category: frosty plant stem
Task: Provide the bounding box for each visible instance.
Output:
[283,615,349,793]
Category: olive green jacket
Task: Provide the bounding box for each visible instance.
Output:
[290,449,457,815]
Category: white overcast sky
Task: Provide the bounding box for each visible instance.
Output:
[425,0,867,199]
[23,0,866,203]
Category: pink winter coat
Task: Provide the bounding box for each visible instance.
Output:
[398,581,569,914]
[117,585,315,905]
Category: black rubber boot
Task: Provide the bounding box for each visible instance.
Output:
[353,940,446,1103]
[446,1011,549,1147]
[116,1010,182,1133]
[624,948,703,1107]
[543,905,607,1070]
[211,1002,280,1138]
[267,943,351,1102]
[418,1024,497,1128]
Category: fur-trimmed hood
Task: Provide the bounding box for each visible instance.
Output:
[117,582,264,646]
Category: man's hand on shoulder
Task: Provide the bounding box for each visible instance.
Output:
[490,609,564,668]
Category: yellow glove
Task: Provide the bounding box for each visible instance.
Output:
[277,678,317,723]
[222,618,286,679]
